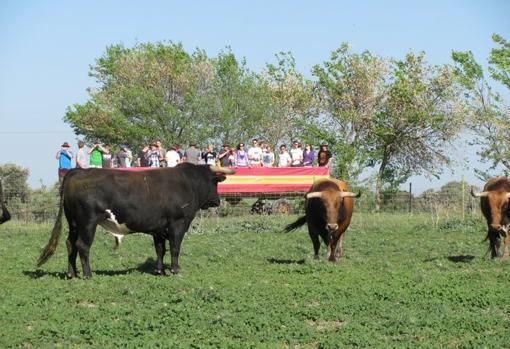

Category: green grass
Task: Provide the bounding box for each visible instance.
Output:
[0,213,508,348]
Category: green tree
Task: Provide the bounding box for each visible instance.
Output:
[65,42,215,149]
[370,52,464,210]
[260,52,317,147]
[312,45,464,211]
[311,43,387,179]
[0,164,30,204]
[452,34,510,179]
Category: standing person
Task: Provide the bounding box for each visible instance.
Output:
[218,144,233,167]
[303,144,316,167]
[317,143,333,168]
[175,144,184,161]
[235,143,250,168]
[156,140,166,167]
[148,143,160,168]
[278,144,292,167]
[290,140,304,167]
[102,144,113,168]
[88,140,103,168]
[248,138,263,167]
[76,140,88,169]
[116,145,129,168]
[165,144,181,168]
[56,142,73,183]
[137,144,150,167]
[183,142,201,165]
[124,144,133,168]
[262,144,275,167]
[202,144,217,166]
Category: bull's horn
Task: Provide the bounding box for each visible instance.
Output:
[470,187,489,197]
[306,192,323,199]
[209,166,235,175]
[339,191,361,198]
[506,192,510,199]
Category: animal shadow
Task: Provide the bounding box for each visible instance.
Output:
[267,258,305,265]
[447,255,475,263]
[23,270,68,279]
[24,258,165,279]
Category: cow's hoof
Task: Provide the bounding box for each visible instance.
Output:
[154,269,166,276]
[328,256,338,263]
[313,254,319,260]
[66,272,76,279]
[170,267,180,274]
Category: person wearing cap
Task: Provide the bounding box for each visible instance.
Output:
[76,140,88,169]
[88,140,104,168]
[56,142,73,183]
[218,144,233,167]
[317,143,333,168]
[148,143,161,167]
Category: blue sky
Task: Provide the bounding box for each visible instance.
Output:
[0,0,509,191]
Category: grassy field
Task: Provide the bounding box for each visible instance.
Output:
[0,213,508,348]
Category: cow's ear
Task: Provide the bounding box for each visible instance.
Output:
[214,174,227,183]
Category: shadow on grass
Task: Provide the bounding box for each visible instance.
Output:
[267,258,306,265]
[447,255,475,263]
[23,258,167,279]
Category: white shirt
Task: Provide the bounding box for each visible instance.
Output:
[248,146,263,165]
[290,148,303,165]
[166,150,181,167]
[278,151,292,167]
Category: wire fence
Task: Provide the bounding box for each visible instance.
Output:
[1,184,481,224]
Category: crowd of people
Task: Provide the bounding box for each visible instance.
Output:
[56,138,333,182]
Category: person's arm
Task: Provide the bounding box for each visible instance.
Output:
[326,155,333,168]
[55,150,61,160]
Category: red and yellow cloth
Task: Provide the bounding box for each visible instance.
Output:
[218,167,330,194]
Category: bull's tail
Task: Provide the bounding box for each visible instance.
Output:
[37,181,65,266]
[283,216,307,233]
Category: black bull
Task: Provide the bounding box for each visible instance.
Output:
[37,164,234,278]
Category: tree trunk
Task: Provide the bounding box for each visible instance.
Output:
[374,154,388,212]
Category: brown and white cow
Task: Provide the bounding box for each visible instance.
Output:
[284,178,360,261]
[471,177,510,258]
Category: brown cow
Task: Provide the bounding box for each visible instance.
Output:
[471,177,510,258]
[284,178,360,261]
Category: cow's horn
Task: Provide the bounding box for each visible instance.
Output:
[306,192,323,199]
[339,191,361,198]
[470,187,489,197]
[506,192,510,199]
[209,166,235,175]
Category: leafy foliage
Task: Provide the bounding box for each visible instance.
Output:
[313,45,465,209]
[452,33,510,179]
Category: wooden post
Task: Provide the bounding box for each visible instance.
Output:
[408,182,412,213]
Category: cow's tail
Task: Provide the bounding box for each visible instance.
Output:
[283,216,307,233]
[37,180,65,266]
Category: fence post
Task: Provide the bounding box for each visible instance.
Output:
[408,182,412,213]
[461,176,465,220]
